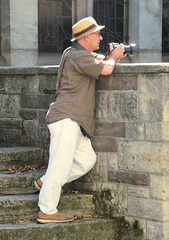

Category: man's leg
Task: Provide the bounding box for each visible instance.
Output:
[66,134,96,183]
[38,118,81,215]
[36,130,96,188]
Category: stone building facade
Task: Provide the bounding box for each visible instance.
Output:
[0,0,164,66]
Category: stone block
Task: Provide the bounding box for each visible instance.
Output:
[147,221,169,240]
[107,152,118,171]
[38,110,47,124]
[92,137,117,152]
[94,121,125,137]
[22,120,39,145]
[95,91,138,122]
[19,109,37,120]
[0,118,22,128]
[0,147,45,171]
[39,75,58,94]
[20,94,54,109]
[118,140,169,174]
[39,125,49,148]
[108,170,149,186]
[22,75,39,94]
[0,94,20,118]
[150,174,169,200]
[96,74,138,91]
[128,196,169,221]
[128,186,150,198]
[139,74,164,121]
[0,129,21,144]
[0,75,23,94]
[145,122,169,141]
[126,122,145,140]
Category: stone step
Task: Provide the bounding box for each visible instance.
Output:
[0,218,117,240]
[0,169,46,195]
[0,193,94,224]
[0,146,46,171]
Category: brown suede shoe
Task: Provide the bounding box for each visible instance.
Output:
[37,210,74,223]
[34,179,64,194]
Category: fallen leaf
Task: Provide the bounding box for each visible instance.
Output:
[40,166,47,169]
[15,216,33,224]
[74,212,102,220]
[8,165,37,174]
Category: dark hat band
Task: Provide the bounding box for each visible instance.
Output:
[74,24,97,37]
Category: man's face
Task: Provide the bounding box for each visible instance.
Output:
[88,31,103,51]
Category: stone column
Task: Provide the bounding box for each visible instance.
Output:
[76,0,93,21]
[1,0,38,66]
[128,0,162,63]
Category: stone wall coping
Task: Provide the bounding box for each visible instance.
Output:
[0,63,169,75]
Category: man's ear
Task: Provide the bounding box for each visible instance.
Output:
[84,35,90,42]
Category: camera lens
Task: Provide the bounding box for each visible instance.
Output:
[124,43,136,55]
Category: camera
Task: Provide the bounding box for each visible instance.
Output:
[109,42,136,55]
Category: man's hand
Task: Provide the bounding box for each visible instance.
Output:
[100,44,126,76]
[109,43,126,62]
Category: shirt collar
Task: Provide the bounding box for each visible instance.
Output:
[71,41,87,51]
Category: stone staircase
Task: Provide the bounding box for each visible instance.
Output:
[0,146,119,240]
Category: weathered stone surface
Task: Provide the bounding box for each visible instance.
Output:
[118,140,169,174]
[126,122,145,140]
[108,170,149,186]
[128,196,169,221]
[38,110,48,124]
[92,137,117,152]
[20,95,53,109]
[39,75,57,94]
[0,118,22,128]
[145,122,169,141]
[128,186,150,198]
[150,174,169,200]
[0,94,20,118]
[94,184,128,217]
[147,221,169,240]
[0,170,45,195]
[94,121,125,137]
[0,147,45,171]
[0,129,22,144]
[0,193,94,223]
[95,91,138,122]
[0,219,118,240]
[19,109,37,120]
[96,74,138,91]
[138,74,165,122]
[22,120,39,145]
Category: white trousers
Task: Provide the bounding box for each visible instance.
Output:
[38,118,96,215]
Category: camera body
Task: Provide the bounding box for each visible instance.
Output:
[109,42,136,55]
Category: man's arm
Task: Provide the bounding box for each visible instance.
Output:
[96,44,125,76]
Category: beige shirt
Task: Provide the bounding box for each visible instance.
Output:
[45,42,104,136]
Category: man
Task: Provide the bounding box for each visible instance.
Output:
[35,16,125,223]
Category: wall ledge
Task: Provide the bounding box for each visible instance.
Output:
[0,63,169,75]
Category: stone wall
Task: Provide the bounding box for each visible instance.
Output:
[1,63,169,239]
[0,66,58,148]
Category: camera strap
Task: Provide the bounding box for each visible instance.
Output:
[58,48,78,89]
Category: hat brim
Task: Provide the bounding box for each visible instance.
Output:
[71,25,105,42]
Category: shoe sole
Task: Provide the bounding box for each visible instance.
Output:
[37,218,74,223]
[34,181,41,191]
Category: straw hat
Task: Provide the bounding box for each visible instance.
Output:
[71,17,105,42]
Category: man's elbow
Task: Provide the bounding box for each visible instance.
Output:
[100,66,115,76]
